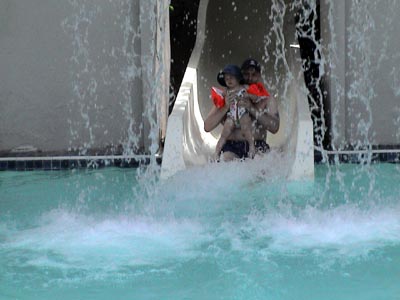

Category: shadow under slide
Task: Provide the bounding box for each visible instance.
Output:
[161,0,314,180]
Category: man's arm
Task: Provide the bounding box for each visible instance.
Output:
[255,94,280,133]
[239,94,280,133]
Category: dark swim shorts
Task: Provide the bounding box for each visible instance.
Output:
[221,140,270,158]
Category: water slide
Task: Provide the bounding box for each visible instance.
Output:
[161,0,314,180]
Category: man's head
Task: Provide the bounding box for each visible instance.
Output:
[241,58,261,84]
[217,64,244,87]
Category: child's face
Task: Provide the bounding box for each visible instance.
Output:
[242,67,260,84]
[224,74,239,88]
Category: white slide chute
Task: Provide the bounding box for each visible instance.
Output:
[161,0,314,180]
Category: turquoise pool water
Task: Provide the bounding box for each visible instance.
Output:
[1,163,400,300]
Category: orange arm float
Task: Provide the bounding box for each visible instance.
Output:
[211,87,226,108]
[247,82,270,97]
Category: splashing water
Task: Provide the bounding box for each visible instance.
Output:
[2,1,400,300]
[1,163,400,299]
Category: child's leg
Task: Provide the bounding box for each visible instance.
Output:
[214,118,235,159]
[239,114,255,158]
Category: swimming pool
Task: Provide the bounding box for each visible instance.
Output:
[1,162,400,300]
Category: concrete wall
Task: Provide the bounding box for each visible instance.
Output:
[321,0,400,149]
[0,0,169,156]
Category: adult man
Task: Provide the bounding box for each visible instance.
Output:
[204,58,280,161]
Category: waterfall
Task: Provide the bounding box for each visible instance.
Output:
[61,0,169,169]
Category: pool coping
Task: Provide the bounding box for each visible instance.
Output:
[0,155,155,171]
[1,148,399,171]
[315,148,400,164]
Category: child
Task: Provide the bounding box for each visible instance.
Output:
[211,64,267,161]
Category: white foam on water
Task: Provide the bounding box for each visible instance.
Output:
[2,209,211,271]
[2,162,400,290]
[154,150,291,220]
[0,154,289,281]
[161,150,288,197]
[225,202,400,261]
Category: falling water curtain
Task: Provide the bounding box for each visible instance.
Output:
[156,0,171,149]
[139,0,171,154]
